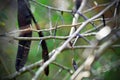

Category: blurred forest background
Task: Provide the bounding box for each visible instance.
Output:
[0,0,120,80]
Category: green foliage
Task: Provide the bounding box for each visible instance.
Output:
[0,11,7,27]
[104,66,120,80]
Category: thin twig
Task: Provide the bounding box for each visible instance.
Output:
[13,36,68,40]
[82,2,111,13]
[30,0,72,13]
[64,45,120,50]
[4,60,43,79]
[2,32,96,41]
[52,62,73,75]
[0,18,103,37]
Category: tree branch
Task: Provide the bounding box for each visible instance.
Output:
[31,1,117,80]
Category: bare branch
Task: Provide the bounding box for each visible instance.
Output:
[71,24,120,80]
[69,0,87,36]
[4,60,43,79]
[13,36,69,41]
[52,62,73,75]
[31,1,117,80]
